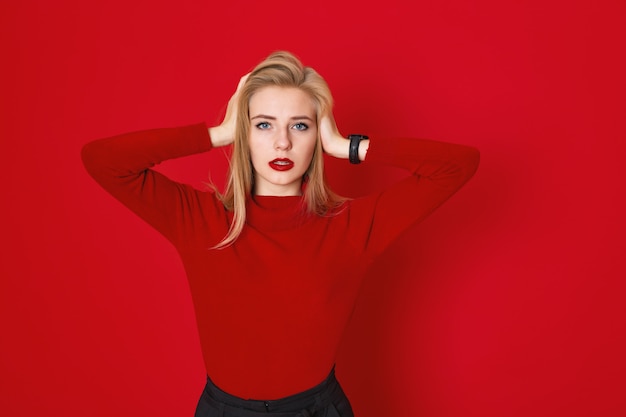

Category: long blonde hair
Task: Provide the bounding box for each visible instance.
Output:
[213,51,346,249]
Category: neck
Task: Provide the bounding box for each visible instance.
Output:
[253,183,303,197]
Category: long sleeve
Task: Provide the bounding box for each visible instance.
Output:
[80,123,479,399]
[350,137,480,258]
[81,123,222,245]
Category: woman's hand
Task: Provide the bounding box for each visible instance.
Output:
[319,114,369,161]
[208,74,249,147]
[319,114,348,158]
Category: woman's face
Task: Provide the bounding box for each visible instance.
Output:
[248,86,317,196]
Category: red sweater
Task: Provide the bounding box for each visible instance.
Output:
[82,123,479,399]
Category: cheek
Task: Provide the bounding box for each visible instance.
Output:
[247,141,263,172]
[248,136,265,157]
[300,138,316,160]
[304,132,318,156]
[301,140,318,171]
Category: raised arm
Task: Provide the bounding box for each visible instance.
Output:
[81,76,247,244]
[341,129,480,258]
[81,123,219,243]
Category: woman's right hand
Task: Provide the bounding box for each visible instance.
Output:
[208,74,249,147]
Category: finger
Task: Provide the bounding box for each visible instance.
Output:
[236,73,250,92]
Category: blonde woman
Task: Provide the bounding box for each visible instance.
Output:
[82,51,479,417]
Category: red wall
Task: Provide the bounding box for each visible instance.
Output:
[2,1,625,416]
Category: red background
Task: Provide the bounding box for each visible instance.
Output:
[2,1,625,416]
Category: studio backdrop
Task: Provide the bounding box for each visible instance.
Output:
[1,1,625,416]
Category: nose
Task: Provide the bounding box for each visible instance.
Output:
[274,128,292,151]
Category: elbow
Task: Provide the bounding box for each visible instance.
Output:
[81,139,114,181]
[81,141,97,173]
[466,146,480,179]
[81,140,102,177]
[449,145,480,184]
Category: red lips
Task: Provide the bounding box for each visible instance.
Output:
[269,158,294,171]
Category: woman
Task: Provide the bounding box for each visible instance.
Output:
[82,51,479,417]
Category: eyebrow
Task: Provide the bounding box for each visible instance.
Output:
[250,114,315,121]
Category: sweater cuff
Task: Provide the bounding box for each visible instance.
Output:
[363,137,421,172]
[187,122,214,154]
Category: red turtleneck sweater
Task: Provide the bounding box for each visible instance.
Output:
[81,122,479,399]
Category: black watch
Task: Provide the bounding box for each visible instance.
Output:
[348,134,368,164]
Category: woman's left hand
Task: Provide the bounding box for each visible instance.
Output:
[319,114,369,162]
[319,114,349,159]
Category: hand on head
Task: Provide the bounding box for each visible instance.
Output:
[319,113,349,159]
[211,72,352,160]
[209,73,249,148]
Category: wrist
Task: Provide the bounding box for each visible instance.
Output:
[208,126,232,148]
[348,134,369,164]
[358,139,370,162]
[323,134,349,159]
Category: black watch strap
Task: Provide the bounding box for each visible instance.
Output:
[348,134,368,164]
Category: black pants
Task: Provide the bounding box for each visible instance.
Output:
[194,368,354,417]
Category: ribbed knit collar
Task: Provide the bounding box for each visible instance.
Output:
[246,195,311,232]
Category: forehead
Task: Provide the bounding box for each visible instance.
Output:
[249,86,316,116]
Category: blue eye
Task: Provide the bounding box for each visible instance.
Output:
[256,122,271,129]
[292,122,308,131]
